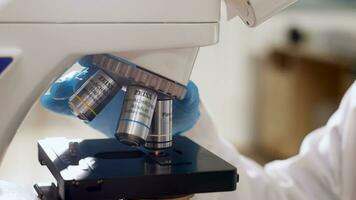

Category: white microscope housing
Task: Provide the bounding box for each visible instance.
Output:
[0,0,296,159]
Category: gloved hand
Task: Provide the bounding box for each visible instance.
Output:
[41,55,200,137]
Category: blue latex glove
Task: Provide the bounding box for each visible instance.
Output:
[41,55,200,137]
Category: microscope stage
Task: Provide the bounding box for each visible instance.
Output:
[35,136,238,200]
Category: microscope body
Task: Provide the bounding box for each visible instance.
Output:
[0,0,297,199]
[0,0,297,159]
[0,0,222,159]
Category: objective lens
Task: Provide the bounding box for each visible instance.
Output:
[116,86,158,146]
[69,70,120,121]
[145,98,173,151]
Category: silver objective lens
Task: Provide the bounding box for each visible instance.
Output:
[69,70,120,121]
[116,86,158,146]
[145,98,173,151]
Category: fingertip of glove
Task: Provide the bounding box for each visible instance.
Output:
[78,55,94,68]
[179,81,200,108]
[40,94,50,108]
[49,80,75,99]
[173,108,201,135]
[186,81,199,99]
[40,94,73,116]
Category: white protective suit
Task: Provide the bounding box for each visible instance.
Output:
[1,81,356,200]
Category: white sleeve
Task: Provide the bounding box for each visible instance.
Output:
[187,81,356,200]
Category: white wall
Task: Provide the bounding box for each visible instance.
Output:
[191,4,291,148]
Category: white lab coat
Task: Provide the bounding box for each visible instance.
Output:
[1,81,356,200]
[189,81,356,200]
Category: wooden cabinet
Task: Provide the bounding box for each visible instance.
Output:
[255,47,355,158]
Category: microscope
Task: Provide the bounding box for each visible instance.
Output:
[0,0,296,199]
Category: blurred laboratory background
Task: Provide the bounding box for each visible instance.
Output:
[193,0,356,163]
[1,0,356,186]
